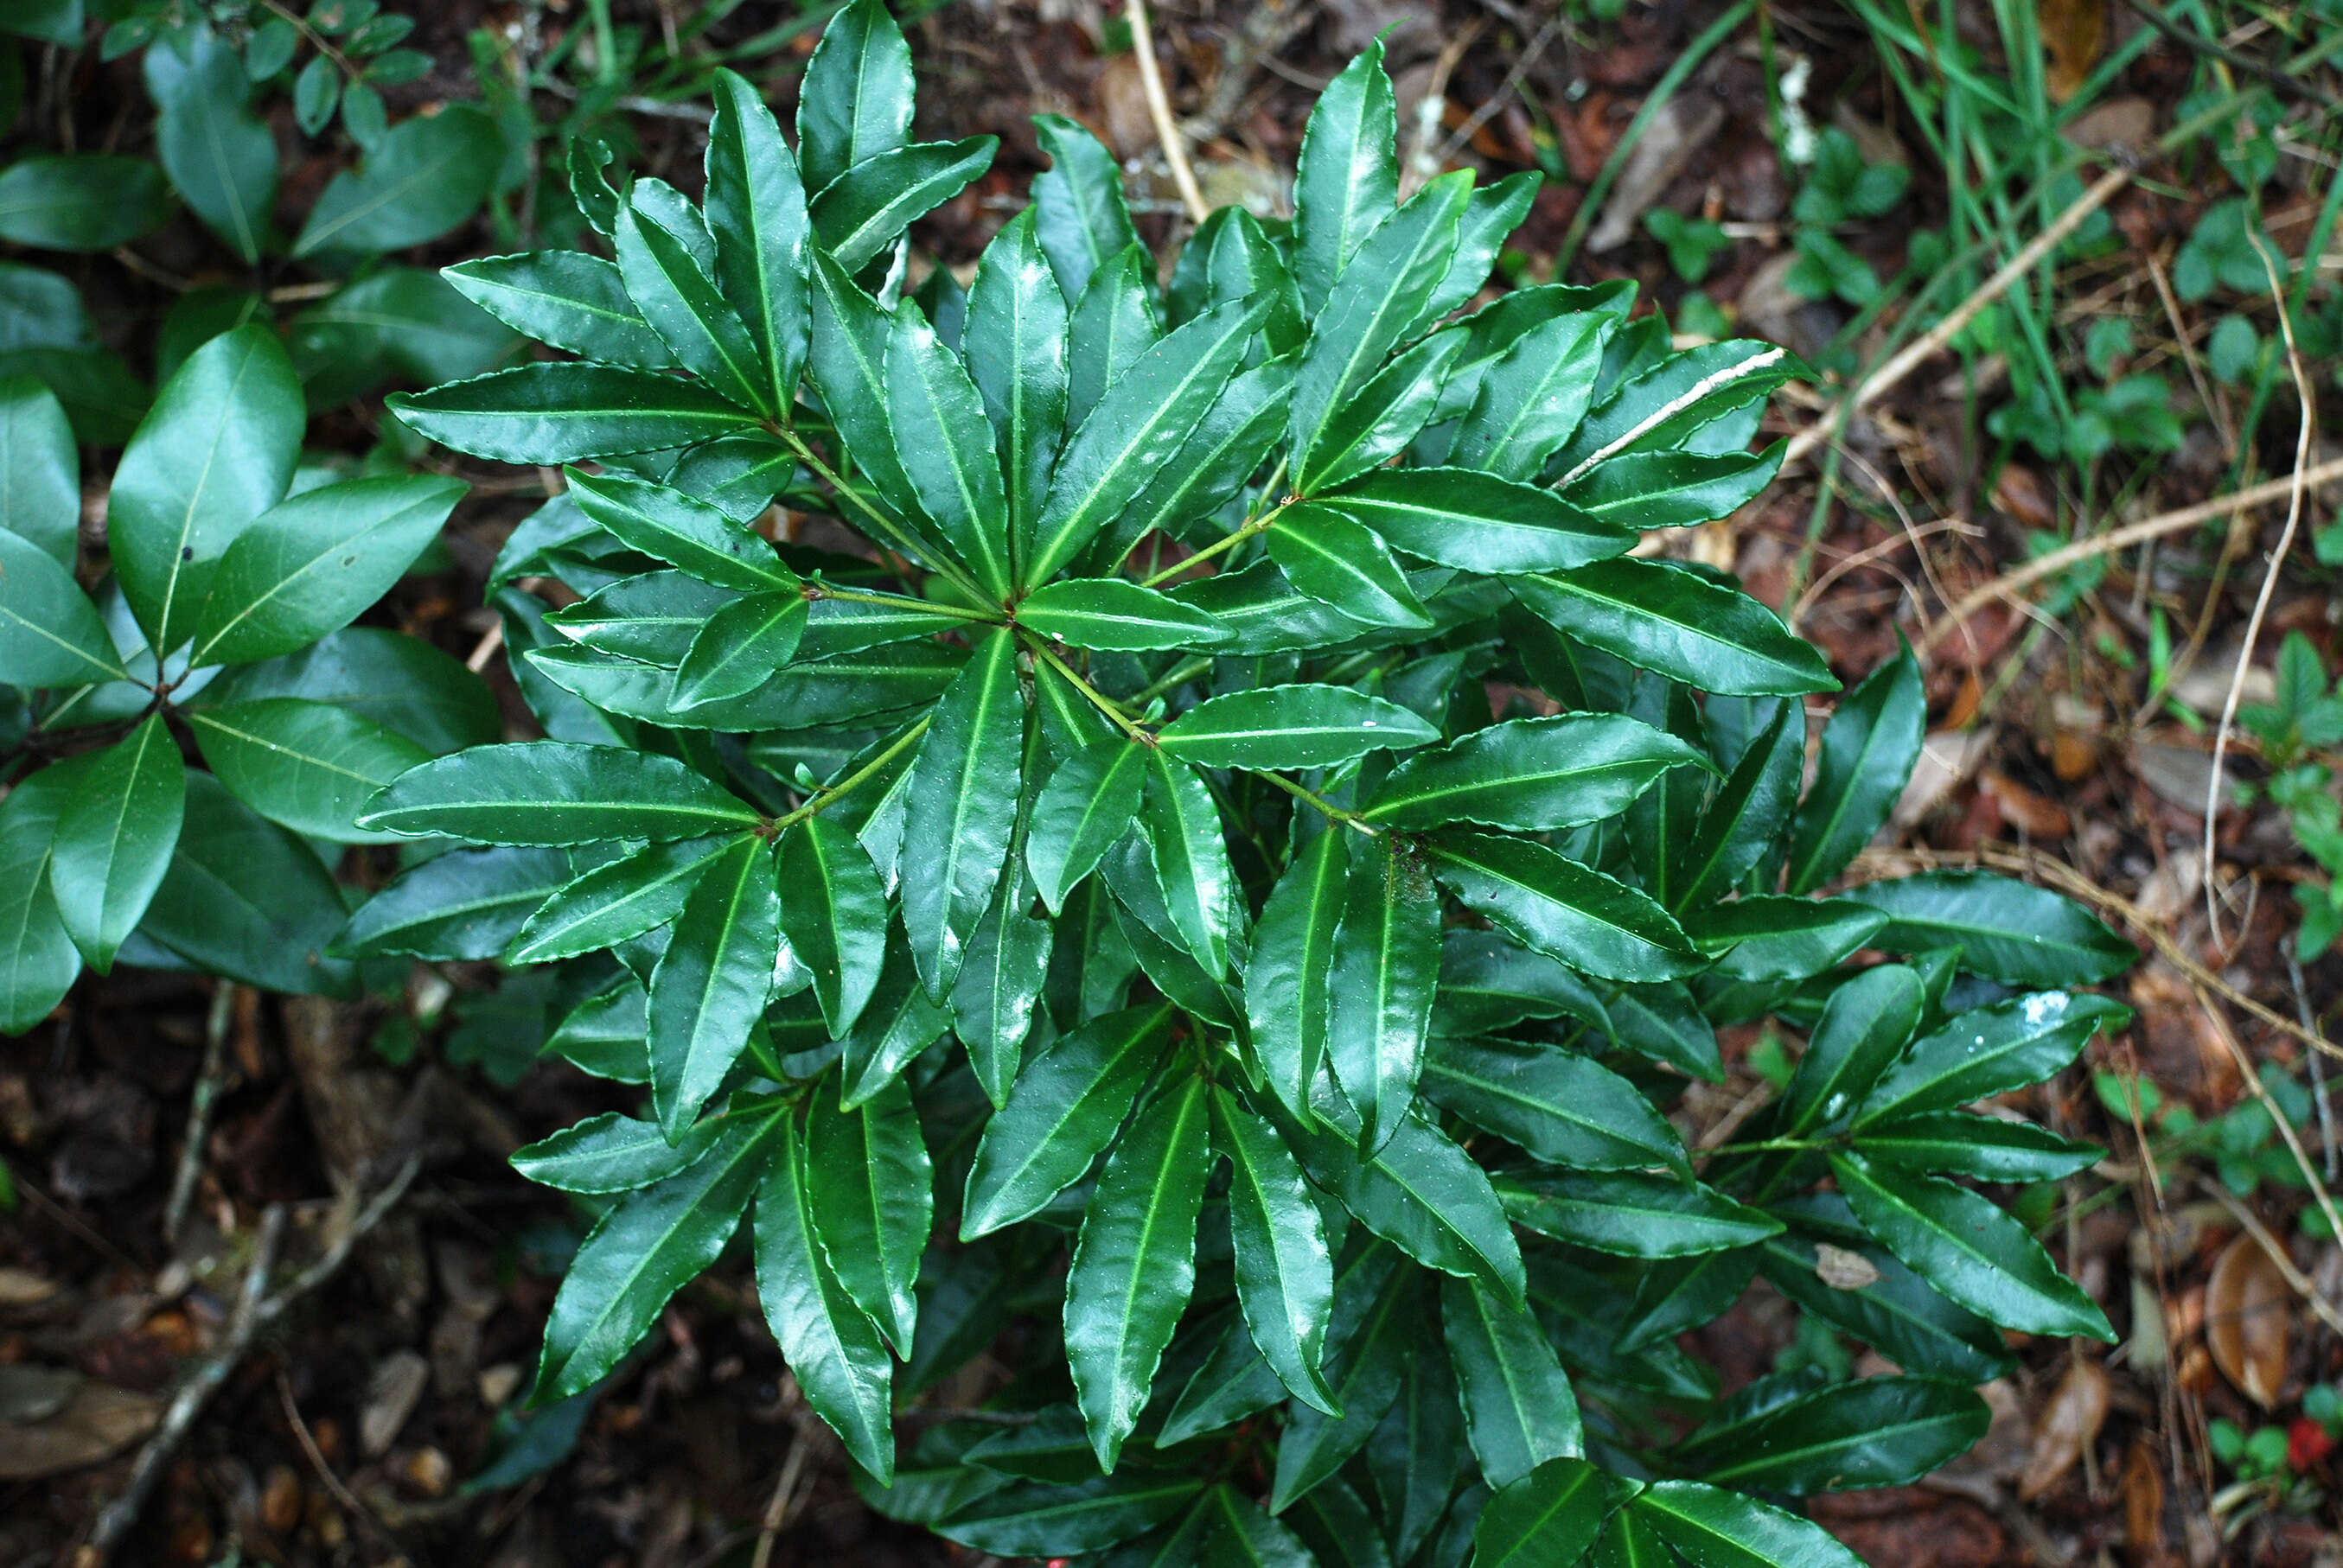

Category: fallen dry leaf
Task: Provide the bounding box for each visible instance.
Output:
[1981,768,2072,838]
[2038,0,2107,103]
[2121,1436,2169,1565]
[2205,1230,2290,1407]
[2019,1354,2110,1500]
[0,1267,59,1308]
[1816,1243,1883,1290]
[0,1379,161,1481]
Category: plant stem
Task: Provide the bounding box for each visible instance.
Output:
[1138,495,1293,590]
[1250,768,1379,834]
[1023,636,1154,743]
[776,428,993,606]
[770,715,933,832]
[1700,1137,1818,1157]
[809,583,1005,624]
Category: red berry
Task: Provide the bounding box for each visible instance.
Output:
[2287,1416,2334,1473]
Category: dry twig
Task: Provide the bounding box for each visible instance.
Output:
[1125,0,1208,223]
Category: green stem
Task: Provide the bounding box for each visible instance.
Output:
[1138,496,1293,590]
[770,715,932,832]
[1250,768,1380,834]
[1127,655,1216,707]
[1024,636,1154,744]
[809,583,1004,624]
[1700,1136,1817,1158]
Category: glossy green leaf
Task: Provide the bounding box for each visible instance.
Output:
[135,774,356,998]
[1757,1231,2014,1384]
[936,1472,1203,1557]
[144,26,274,265]
[1031,113,1141,302]
[615,193,774,417]
[838,924,954,1105]
[1854,1112,2103,1182]
[0,527,121,687]
[50,715,186,973]
[1777,963,1923,1137]
[0,155,170,251]
[1159,685,1437,770]
[511,1110,725,1195]
[389,361,758,463]
[648,834,779,1137]
[1319,468,1633,575]
[950,879,1054,1106]
[1432,928,1612,1040]
[778,814,891,1037]
[1671,699,1803,915]
[1845,870,2136,986]
[903,629,1023,999]
[0,763,84,1035]
[1475,1458,1635,1568]
[565,469,800,593]
[293,104,498,256]
[188,698,431,841]
[887,301,1014,599]
[1446,309,1611,481]
[1510,561,1837,698]
[1364,713,1703,832]
[1066,245,1160,436]
[1246,827,1348,1123]
[1785,644,1923,894]
[1497,1170,1782,1258]
[1026,737,1148,915]
[1291,331,1460,495]
[335,845,571,961]
[1566,446,1785,530]
[1268,505,1430,628]
[110,323,302,656]
[1213,1086,1339,1416]
[1140,749,1235,978]
[796,0,915,193]
[534,1100,777,1399]
[507,836,729,965]
[1018,577,1226,651]
[1617,1248,1760,1354]
[1548,341,1803,485]
[1684,896,1887,983]
[1422,1036,1686,1175]
[442,251,673,366]
[962,1001,1174,1236]
[192,475,466,665]
[706,68,812,411]
[1023,299,1269,588]
[1409,169,1540,336]
[756,1115,897,1482]
[811,137,996,272]
[1067,1071,1210,1469]
[1081,355,1293,576]
[801,589,979,660]
[966,208,1069,570]
[359,742,758,844]
[1427,832,1701,983]
[1630,1479,1867,1568]
[1269,1245,1414,1512]
[0,374,78,567]
[1442,1274,1582,1488]
[1851,991,2129,1129]
[1291,1100,1524,1305]
[1292,44,1398,313]
[1167,558,1375,654]
[808,1073,933,1356]
[1327,833,1440,1156]
[1830,1151,2114,1340]
[1161,1311,1288,1446]
[1362,1344,1461,1563]
[672,591,808,710]
[1682,1375,1989,1495]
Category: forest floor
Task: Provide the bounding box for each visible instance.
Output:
[3,0,2343,1564]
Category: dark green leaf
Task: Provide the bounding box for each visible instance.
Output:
[188,698,430,841]
[1213,1086,1339,1415]
[1292,44,1397,313]
[110,324,302,656]
[1852,991,2129,1129]
[838,922,954,1105]
[51,715,185,973]
[1474,1458,1634,1568]
[903,629,1023,999]
[565,469,799,593]
[1617,1249,1759,1353]
[1844,871,2136,987]
[673,591,809,710]
[1364,714,1703,832]
[962,1001,1173,1236]
[389,362,757,463]
[1293,331,1462,495]
[1565,446,1784,530]
[335,845,571,960]
[756,1115,897,1481]
[811,137,996,273]
[0,374,78,567]
[1427,832,1701,984]
[359,742,758,844]
[293,105,498,255]
[1159,685,1437,770]
[1756,1227,2015,1383]
[534,1101,776,1399]
[1853,1112,2103,1182]
[1777,962,1923,1137]
[1672,700,1802,915]
[1422,1036,1686,1174]
[1630,1479,1866,1568]
[615,192,774,416]
[1830,1151,2114,1340]
[1066,245,1160,435]
[1246,826,1348,1123]
[950,879,1054,1106]
[1681,1375,1989,1495]
[192,475,466,665]
[1785,644,1924,894]
[1497,1170,1782,1258]
[0,155,170,251]
[1326,833,1440,1155]
[0,762,82,1034]
[648,834,779,1136]
[1510,561,1837,697]
[1684,896,1887,982]
[1167,558,1374,654]
[706,68,812,411]
[1441,1275,1582,1488]
[1268,505,1431,628]
[0,527,120,687]
[779,815,891,1036]
[1290,1100,1524,1304]
[1026,737,1148,915]
[808,1074,933,1356]
[936,1473,1203,1557]
[443,251,673,366]
[1319,468,1633,575]
[1431,928,1612,1040]
[1067,1071,1210,1469]
[1548,341,1803,485]
[1031,113,1141,302]
[795,0,914,194]
[1080,356,1293,576]
[1019,577,1225,651]
[507,836,729,965]
[1446,309,1610,480]
[887,302,1014,599]
[511,1111,724,1195]
[1140,749,1236,978]
[1269,1244,1414,1511]
[144,25,275,265]
[966,208,1069,570]
[133,775,354,998]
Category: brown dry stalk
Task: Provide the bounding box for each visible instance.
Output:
[1125,0,1208,223]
